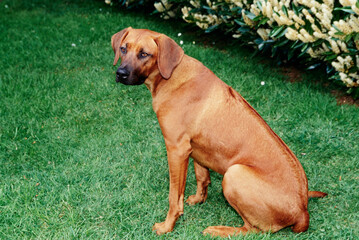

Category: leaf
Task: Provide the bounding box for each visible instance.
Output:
[303,20,314,35]
[253,15,262,22]
[298,49,308,58]
[335,32,345,36]
[282,5,288,17]
[274,39,289,48]
[245,11,257,20]
[230,7,242,13]
[334,7,355,14]
[344,33,353,42]
[270,25,285,38]
[237,27,250,34]
[301,43,309,52]
[348,66,359,74]
[347,48,358,53]
[292,2,299,16]
[307,63,322,70]
[346,88,353,94]
[325,54,338,61]
[313,39,325,47]
[273,9,280,17]
[258,17,269,26]
[326,65,335,74]
[202,6,212,11]
[258,42,265,51]
[205,24,218,33]
[332,24,345,36]
[352,88,359,100]
[234,19,245,26]
[288,49,295,60]
[254,38,264,45]
[271,46,278,57]
[276,28,288,38]
[292,40,305,49]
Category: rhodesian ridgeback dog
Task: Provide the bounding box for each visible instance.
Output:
[111,27,327,237]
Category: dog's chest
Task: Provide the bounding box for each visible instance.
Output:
[189,139,230,175]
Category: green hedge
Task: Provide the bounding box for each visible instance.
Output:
[106,0,359,98]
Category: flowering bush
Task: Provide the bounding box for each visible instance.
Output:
[107,0,359,97]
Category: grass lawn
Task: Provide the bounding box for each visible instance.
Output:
[1,0,358,239]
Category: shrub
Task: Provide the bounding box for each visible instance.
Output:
[107,0,359,97]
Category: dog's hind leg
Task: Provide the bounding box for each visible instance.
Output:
[203,164,306,237]
[186,161,211,205]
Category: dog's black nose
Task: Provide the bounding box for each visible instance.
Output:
[116,68,130,82]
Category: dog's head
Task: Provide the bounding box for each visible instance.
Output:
[111,27,184,85]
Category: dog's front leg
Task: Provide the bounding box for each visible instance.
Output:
[186,161,210,205]
[153,140,191,235]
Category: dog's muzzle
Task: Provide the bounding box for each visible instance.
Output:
[116,67,130,83]
[115,66,147,85]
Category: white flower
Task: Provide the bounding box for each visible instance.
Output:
[178,33,182,37]
[71,43,76,47]
[167,11,176,18]
[257,28,269,41]
[179,40,184,45]
[154,2,165,12]
[105,0,111,4]
[329,40,341,54]
[181,6,191,19]
[261,81,265,86]
[242,10,255,27]
[285,28,299,41]
[155,0,173,13]
[190,0,201,8]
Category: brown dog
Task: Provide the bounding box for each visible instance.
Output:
[111,27,327,237]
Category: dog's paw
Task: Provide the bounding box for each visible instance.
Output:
[203,225,253,237]
[202,226,237,237]
[186,194,205,205]
[152,222,173,235]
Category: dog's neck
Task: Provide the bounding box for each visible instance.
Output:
[144,69,163,97]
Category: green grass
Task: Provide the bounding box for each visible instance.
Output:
[0,0,358,239]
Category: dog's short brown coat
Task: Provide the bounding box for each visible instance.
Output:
[111,27,326,237]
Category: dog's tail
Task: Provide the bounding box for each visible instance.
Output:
[308,191,327,198]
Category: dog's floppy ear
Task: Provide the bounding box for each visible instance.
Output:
[111,27,131,66]
[155,34,184,80]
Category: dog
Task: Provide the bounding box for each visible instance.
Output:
[111,27,327,237]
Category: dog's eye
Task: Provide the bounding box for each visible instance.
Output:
[139,52,149,59]
[120,47,127,54]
